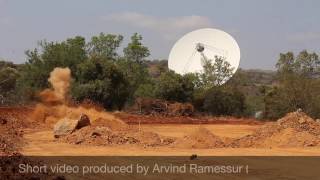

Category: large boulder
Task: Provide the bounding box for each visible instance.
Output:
[53,114,90,138]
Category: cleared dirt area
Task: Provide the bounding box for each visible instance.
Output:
[138,124,259,138]
[3,105,320,156]
[117,113,263,125]
[21,124,320,156]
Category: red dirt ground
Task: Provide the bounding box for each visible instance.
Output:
[116,113,264,125]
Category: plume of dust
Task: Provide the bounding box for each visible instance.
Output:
[31,67,127,130]
[39,67,71,103]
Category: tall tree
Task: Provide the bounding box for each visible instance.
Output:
[17,36,87,98]
[71,57,129,110]
[87,33,123,60]
[200,56,234,88]
[123,33,150,64]
[265,50,320,119]
[154,70,195,102]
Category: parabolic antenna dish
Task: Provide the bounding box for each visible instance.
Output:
[168,28,240,84]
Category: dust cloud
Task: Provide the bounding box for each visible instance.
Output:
[31,67,127,130]
[39,67,71,103]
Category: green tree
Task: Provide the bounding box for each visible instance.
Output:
[116,58,152,103]
[71,57,129,110]
[123,33,150,64]
[87,33,123,60]
[203,87,245,116]
[155,71,195,102]
[134,83,156,98]
[295,50,320,77]
[0,67,19,92]
[0,61,21,105]
[276,52,296,75]
[200,56,234,88]
[17,36,87,98]
[265,50,320,119]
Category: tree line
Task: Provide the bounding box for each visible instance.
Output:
[0,33,319,120]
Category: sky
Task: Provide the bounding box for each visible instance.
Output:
[0,0,319,69]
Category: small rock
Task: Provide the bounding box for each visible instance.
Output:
[190,154,198,160]
[298,118,306,124]
[0,117,7,125]
[76,114,90,129]
[91,132,101,137]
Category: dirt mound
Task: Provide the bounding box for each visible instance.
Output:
[232,111,320,148]
[263,128,320,147]
[59,126,175,147]
[173,127,224,148]
[277,111,320,135]
[91,117,128,131]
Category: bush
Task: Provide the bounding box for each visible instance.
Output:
[134,83,156,98]
[154,71,194,102]
[71,58,129,110]
[203,87,246,116]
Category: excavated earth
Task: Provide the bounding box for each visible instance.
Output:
[231,111,320,148]
[54,110,320,149]
[58,125,175,147]
[0,107,55,179]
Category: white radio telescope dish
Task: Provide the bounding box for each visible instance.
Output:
[168,28,240,84]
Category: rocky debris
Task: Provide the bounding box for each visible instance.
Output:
[59,125,175,147]
[55,109,320,149]
[231,111,320,148]
[173,127,224,148]
[132,97,194,116]
[53,114,90,138]
[167,102,194,116]
[134,98,168,115]
[0,115,24,156]
[277,111,320,136]
[91,117,128,131]
[59,126,112,145]
[0,128,22,155]
[0,114,56,179]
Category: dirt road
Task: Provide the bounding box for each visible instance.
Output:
[21,124,320,156]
